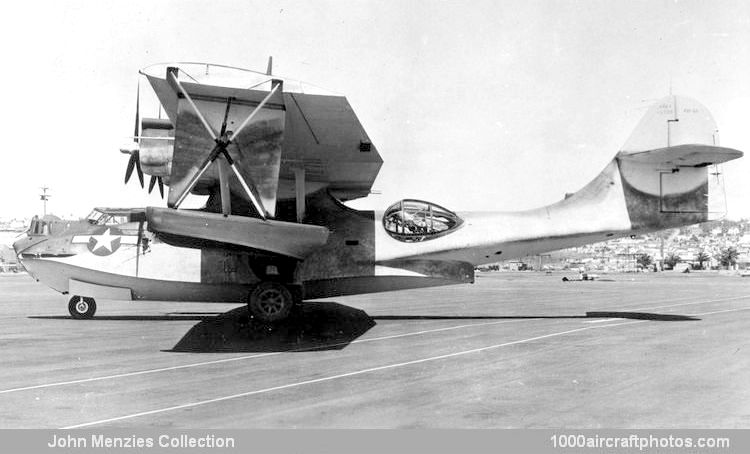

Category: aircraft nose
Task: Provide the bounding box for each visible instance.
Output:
[13,234,31,256]
[12,237,22,256]
[12,216,52,257]
[12,236,32,274]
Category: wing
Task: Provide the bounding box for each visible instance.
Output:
[140,63,383,220]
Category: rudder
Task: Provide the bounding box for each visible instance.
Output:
[615,96,742,231]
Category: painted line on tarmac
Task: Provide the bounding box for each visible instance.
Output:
[584,296,750,321]
[688,306,750,317]
[583,295,750,322]
[625,295,750,312]
[8,293,742,394]
[11,295,745,396]
[586,295,717,314]
[61,320,643,429]
[0,318,534,395]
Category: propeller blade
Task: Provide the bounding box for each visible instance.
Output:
[157,177,164,198]
[148,175,157,194]
[135,150,144,188]
[133,81,140,143]
[125,153,136,184]
[125,82,143,187]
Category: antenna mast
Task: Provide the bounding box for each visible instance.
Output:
[39,186,51,216]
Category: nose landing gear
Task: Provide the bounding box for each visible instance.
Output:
[68,295,97,319]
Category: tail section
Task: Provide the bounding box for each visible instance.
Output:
[373,95,743,265]
[615,95,742,230]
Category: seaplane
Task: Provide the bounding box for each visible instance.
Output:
[13,61,743,322]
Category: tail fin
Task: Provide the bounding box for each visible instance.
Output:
[615,96,742,230]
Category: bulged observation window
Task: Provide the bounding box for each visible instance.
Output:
[383,199,463,242]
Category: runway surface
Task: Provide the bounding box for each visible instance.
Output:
[1,271,749,428]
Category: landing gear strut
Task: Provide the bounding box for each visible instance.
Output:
[246,282,301,322]
[68,295,97,319]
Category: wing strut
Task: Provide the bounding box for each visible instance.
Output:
[166,68,281,219]
[294,167,306,222]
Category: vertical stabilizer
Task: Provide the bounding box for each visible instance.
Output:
[621,95,718,153]
[616,96,740,229]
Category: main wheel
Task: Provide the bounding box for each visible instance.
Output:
[68,296,96,319]
[247,282,295,322]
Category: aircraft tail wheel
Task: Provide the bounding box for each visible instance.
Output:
[68,296,96,319]
[247,282,295,322]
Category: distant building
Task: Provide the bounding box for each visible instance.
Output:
[0,245,20,272]
[737,253,750,270]
[507,260,529,271]
[0,245,15,262]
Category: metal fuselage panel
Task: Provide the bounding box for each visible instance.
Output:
[15,221,261,300]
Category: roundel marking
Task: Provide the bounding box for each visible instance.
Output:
[87,227,123,256]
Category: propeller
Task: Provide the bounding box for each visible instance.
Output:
[124,149,144,187]
[121,80,167,199]
[124,81,144,188]
[148,175,164,198]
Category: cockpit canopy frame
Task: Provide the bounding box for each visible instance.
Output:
[86,208,146,225]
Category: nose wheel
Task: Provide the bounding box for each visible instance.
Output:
[68,295,97,319]
[246,282,299,322]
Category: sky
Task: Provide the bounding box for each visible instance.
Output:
[1,0,748,220]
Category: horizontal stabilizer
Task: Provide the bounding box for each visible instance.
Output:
[617,144,743,167]
[146,207,329,259]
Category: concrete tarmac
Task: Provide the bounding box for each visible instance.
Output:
[1,271,749,428]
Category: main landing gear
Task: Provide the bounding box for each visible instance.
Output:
[65,283,301,322]
[68,295,97,319]
[245,282,301,323]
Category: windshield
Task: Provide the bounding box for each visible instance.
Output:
[86,210,128,226]
[86,210,107,225]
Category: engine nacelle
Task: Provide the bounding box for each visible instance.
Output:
[138,118,173,180]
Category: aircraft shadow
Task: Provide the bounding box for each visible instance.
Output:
[585,311,700,321]
[29,306,697,354]
[29,313,222,321]
[168,301,376,353]
[373,315,588,320]
[373,312,699,321]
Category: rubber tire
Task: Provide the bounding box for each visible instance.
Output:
[68,296,96,319]
[247,282,294,323]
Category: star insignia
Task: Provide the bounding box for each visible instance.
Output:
[87,228,122,256]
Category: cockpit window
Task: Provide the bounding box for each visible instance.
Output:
[28,217,49,236]
[383,199,463,242]
[86,210,128,225]
[86,210,108,225]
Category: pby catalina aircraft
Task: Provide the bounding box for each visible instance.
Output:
[13,62,744,322]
